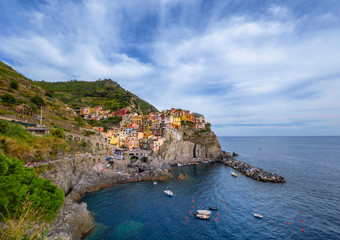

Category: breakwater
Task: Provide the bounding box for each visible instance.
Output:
[222,157,285,183]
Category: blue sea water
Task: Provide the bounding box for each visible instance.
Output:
[80,137,340,240]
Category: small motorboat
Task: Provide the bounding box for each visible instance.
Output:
[177,163,183,167]
[254,213,263,219]
[195,214,210,220]
[164,190,173,197]
[209,206,218,210]
[231,171,238,177]
[153,181,157,185]
[197,210,211,215]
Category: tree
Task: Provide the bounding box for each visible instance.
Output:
[51,128,65,138]
[1,94,16,104]
[30,96,46,107]
[0,154,64,222]
[9,81,19,90]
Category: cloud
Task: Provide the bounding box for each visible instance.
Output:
[0,0,340,136]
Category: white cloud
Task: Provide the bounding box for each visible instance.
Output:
[0,1,340,136]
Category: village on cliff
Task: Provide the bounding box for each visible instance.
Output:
[79,107,206,152]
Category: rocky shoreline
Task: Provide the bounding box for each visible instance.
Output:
[218,151,285,183]
[41,142,285,240]
[42,153,173,240]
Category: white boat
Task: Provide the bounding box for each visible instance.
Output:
[254,213,263,219]
[177,163,183,167]
[195,214,210,220]
[197,210,211,215]
[153,181,157,185]
[231,171,238,177]
[164,190,173,197]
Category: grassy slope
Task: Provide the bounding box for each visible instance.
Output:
[37,79,158,115]
[0,61,83,131]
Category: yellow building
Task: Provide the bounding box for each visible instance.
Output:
[137,132,144,140]
[110,134,119,145]
[171,116,181,127]
[181,115,189,122]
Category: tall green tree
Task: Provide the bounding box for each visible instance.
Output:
[0,154,64,221]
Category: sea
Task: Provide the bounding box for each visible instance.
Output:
[80,136,340,240]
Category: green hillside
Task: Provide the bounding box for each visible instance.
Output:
[0,61,83,131]
[37,79,158,115]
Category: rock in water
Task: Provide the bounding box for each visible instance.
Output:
[177,173,188,180]
[232,152,239,157]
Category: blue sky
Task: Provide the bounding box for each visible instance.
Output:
[1,0,340,136]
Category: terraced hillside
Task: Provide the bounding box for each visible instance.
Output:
[0,61,83,131]
[37,79,158,115]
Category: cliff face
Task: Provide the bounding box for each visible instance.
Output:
[156,129,222,163]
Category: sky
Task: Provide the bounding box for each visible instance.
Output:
[0,0,340,136]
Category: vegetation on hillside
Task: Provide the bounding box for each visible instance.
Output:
[0,154,64,222]
[0,120,70,162]
[0,120,94,162]
[0,197,51,240]
[0,61,82,131]
[37,79,158,115]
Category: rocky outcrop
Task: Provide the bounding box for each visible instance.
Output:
[232,152,239,157]
[156,130,222,164]
[46,200,94,240]
[221,158,285,183]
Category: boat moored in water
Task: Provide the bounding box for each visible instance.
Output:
[153,181,157,185]
[164,190,173,197]
[209,206,218,210]
[231,171,238,177]
[254,213,263,219]
[195,214,210,220]
[197,210,211,215]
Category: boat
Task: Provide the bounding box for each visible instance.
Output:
[197,210,211,215]
[254,213,263,219]
[195,214,210,220]
[177,163,183,167]
[209,206,218,210]
[153,181,157,185]
[164,190,173,197]
[231,171,237,177]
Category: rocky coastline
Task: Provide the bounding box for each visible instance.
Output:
[41,153,173,240]
[42,132,285,239]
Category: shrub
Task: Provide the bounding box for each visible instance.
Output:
[205,122,211,132]
[30,96,46,107]
[0,197,50,240]
[1,94,16,104]
[75,116,85,127]
[4,124,32,140]
[141,156,148,163]
[9,81,19,90]
[0,120,10,134]
[51,128,65,139]
[0,154,64,222]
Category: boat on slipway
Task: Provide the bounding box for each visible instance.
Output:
[164,190,173,197]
